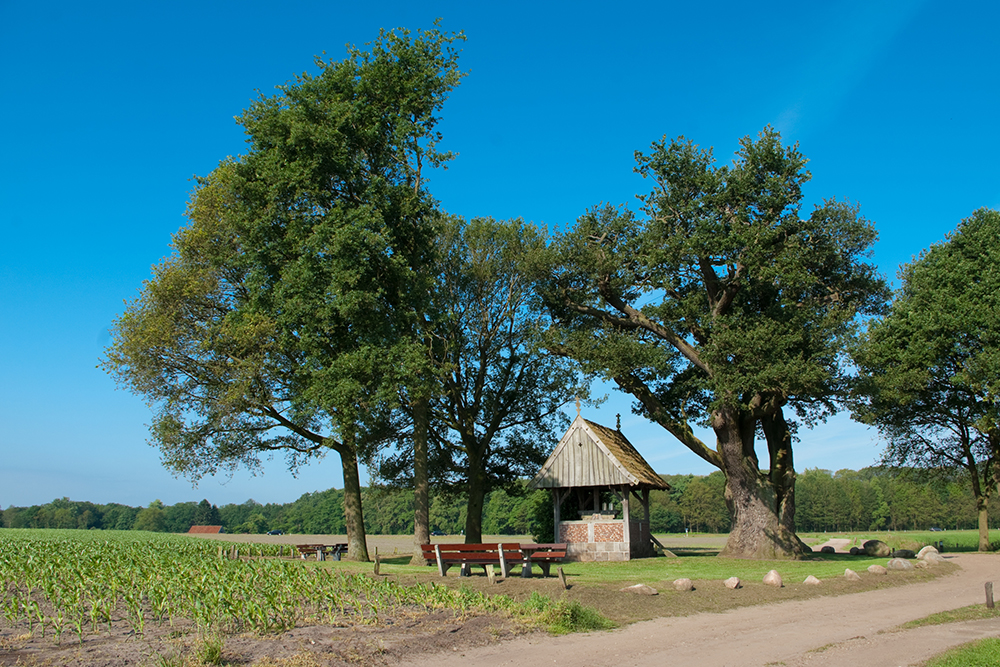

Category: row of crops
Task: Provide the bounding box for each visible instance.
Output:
[0,529,538,644]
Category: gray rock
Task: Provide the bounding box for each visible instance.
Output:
[804,575,821,585]
[673,578,694,591]
[763,570,783,588]
[887,558,914,571]
[820,546,835,554]
[892,549,916,559]
[863,540,891,557]
[915,560,929,569]
[923,551,946,565]
[723,576,741,589]
[867,564,887,575]
[621,583,658,595]
[917,545,939,559]
[844,568,862,581]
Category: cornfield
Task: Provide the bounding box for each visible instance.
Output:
[0,529,528,644]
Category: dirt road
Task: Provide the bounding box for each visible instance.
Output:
[398,553,1000,667]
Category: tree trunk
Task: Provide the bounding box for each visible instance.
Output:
[976,496,991,552]
[339,442,370,562]
[714,404,809,559]
[464,440,487,544]
[410,396,430,565]
[762,408,796,534]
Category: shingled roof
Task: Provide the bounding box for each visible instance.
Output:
[530,416,669,490]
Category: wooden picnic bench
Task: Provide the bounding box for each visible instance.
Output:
[518,543,567,577]
[420,543,523,578]
[295,543,348,561]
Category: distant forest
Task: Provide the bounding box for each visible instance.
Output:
[3,467,995,536]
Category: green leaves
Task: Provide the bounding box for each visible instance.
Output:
[851,208,1000,470]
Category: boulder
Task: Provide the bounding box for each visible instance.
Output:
[887,558,914,571]
[867,564,887,575]
[849,546,861,556]
[820,546,836,554]
[916,545,939,559]
[723,576,741,589]
[915,560,929,569]
[621,583,658,595]
[892,549,916,559]
[923,551,946,565]
[673,578,694,591]
[804,575,821,585]
[863,540,891,557]
[763,570,783,588]
[844,569,862,581]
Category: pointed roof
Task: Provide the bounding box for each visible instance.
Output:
[530,416,669,490]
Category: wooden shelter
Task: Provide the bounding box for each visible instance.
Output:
[530,415,669,561]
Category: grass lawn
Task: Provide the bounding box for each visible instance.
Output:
[295,531,956,625]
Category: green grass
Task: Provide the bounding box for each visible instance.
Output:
[798,529,1000,553]
[922,638,1000,667]
[898,605,1000,630]
[349,549,894,584]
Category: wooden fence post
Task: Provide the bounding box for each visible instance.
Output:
[986,582,994,609]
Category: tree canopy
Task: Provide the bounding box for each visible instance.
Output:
[851,208,1000,551]
[103,24,466,561]
[540,127,888,558]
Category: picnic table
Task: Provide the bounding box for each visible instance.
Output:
[420,542,567,578]
[295,543,348,561]
[518,543,567,578]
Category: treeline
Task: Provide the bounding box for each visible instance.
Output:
[4,467,995,535]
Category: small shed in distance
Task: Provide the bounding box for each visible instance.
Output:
[187,525,225,534]
[530,415,669,561]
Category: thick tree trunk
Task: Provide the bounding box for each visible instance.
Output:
[464,441,487,544]
[339,443,370,562]
[762,408,796,534]
[977,498,990,552]
[411,396,430,565]
[714,404,810,559]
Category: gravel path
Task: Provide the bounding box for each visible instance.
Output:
[398,553,1000,667]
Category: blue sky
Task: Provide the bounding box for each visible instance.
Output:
[2,1,998,509]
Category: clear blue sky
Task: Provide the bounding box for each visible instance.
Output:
[2,1,997,509]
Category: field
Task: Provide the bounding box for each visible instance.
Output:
[0,529,960,666]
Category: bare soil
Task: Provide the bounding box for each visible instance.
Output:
[3,534,996,666]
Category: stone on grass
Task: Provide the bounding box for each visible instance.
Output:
[844,569,862,581]
[915,560,929,569]
[917,545,940,559]
[867,564,887,575]
[820,546,835,554]
[763,570,783,588]
[724,576,741,589]
[804,575,821,585]
[892,549,916,559]
[621,583,658,595]
[887,558,914,571]
[863,540,891,557]
[673,578,694,591]
[922,551,946,565]
[849,546,861,556]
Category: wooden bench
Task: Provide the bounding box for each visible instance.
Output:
[420,543,523,578]
[519,543,567,577]
[296,543,348,561]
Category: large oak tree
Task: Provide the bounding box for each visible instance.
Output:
[103,25,465,561]
[540,128,887,558]
[851,208,1000,551]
